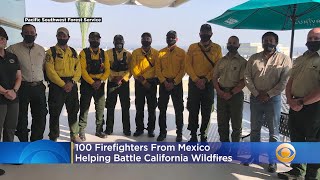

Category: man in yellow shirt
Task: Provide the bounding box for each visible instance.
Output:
[78,32,110,141]
[131,32,159,137]
[156,30,185,142]
[45,27,82,142]
[105,34,132,136]
[186,24,222,142]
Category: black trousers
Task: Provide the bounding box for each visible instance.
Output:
[289,101,320,179]
[0,103,19,142]
[134,80,157,132]
[16,82,47,142]
[187,78,214,135]
[106,81,130,133]
[48,83,79,139]
[158,82,184,135]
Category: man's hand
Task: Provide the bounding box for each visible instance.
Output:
[257,91,270,103]
[4,90,16,100]
[63,82,74,93]
[112,76,123,85]
[92,80,102,90]
[224,92,232,101]
[143,81,151,89]
[196,78,206,90]
[136,76,145,83]
[0,90,9,95]
[164,80,174,91]
[288,98,303,112]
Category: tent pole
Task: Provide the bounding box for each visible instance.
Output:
[290,4,297,59]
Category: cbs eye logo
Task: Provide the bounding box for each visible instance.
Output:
[276,143,296,163]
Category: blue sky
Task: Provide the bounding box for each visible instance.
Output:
[25,0,310,51]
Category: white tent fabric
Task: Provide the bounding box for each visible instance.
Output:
[95,0,129,5]
[136,0,175,8]
[51,0,188,8]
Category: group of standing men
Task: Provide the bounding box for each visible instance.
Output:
[0,22,319,179]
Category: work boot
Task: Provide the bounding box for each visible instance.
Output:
[176,134,183,142]
[0,169,5,176]
[104,129,113,135]
[79,132,86,141]
[200,134,207,142]
[15,130,29,142]
[277,169,304,179]
[133,130,144,137]
[268,163,277,173]
[71,135,82,143]
[148,131,155,138]
[157,133,166,141]
[123,131,131,136]
[188,132,198,142]
[95,131,107,139]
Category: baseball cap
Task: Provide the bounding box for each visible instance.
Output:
[114,34,124,41]
[89,32,101,39]
[57,27,69,36]
[141,32,152,38]
[166,30,177,37]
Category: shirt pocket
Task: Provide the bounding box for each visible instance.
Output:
[230,62,241,79]
[308,61,320,79]
[193,51,204,62]
[54,57,65,71]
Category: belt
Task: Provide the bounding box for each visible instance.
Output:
[61,77,73,83]
[22,81,43,87]
[220,86,235,92]
[165,78,174,83]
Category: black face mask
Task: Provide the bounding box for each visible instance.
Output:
[306,41,320,52]
[23,35,36,43]
[166,39,176,46]
[57,39,68,46]
[200,34,211,42]
[115,43,124,50]
[142,41,151,47]
[227,45,239,53]
[89,41,100,48]
[263,43,276,52]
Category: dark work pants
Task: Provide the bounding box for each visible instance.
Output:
[158,82,184,135]
[134,80,157,132]
[48,83,79,139]
[106,81,130,133]
[187,78,214,135]
[0,103,19,142]
[289,101,320,179]
[16,82,47,142]
[79,81,105,133]
[217,91,243,142]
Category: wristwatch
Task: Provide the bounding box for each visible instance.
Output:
[13,89,18,93]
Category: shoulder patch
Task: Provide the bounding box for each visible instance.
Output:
[45,53,52,62]
[9,59,15,63]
